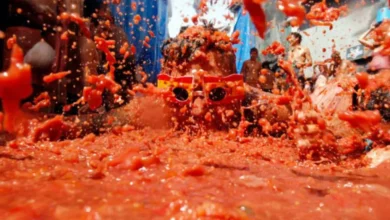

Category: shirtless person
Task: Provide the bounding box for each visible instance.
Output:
[287,32,313,89]
[241,48,262,88]
[357,17,390,121]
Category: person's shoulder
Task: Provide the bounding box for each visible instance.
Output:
[302,46,311,51]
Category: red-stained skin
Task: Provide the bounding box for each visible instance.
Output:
[372,21,390,56]
[0,3,389,219]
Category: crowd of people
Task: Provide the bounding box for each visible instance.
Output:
[240,32,358,94]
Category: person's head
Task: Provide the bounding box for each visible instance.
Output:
[287,32,302,46]
[250,48,258,60]
[161,26,238,76]
[318,64,325,73]
[331,51,342,65]
[318,64,329,76]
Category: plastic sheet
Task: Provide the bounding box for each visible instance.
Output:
[233,8,257,73]
[110,0,168,83]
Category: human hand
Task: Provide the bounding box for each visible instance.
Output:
[370,21,378,29]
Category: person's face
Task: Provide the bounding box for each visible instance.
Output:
[287,35,298,46]
[332,54,341,65]
[250,51,258,60]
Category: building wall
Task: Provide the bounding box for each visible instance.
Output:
[298,1,386,63]
[167,0,237,38]
[256,1,292,60]
[254,0,387,77]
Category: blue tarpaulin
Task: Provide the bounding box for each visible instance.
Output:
[110,0,168,83]
[233,8,257,73]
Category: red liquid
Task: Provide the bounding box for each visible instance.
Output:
[277,0,306,27]
[0,4,389,219]
[243,0,267,38]
[0,45,32,133]
[43,71,71,84]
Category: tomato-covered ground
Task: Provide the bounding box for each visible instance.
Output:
[1,128,390,219]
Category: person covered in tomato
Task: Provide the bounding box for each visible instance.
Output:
[359,7,390,72]
[287,32,313,89]
[159,25,290,132]
[328,51,356,77]
[357,7,390,122]
[240,48,262,88]
[312,62,329,91]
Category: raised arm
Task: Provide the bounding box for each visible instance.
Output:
[358,23,377,50]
